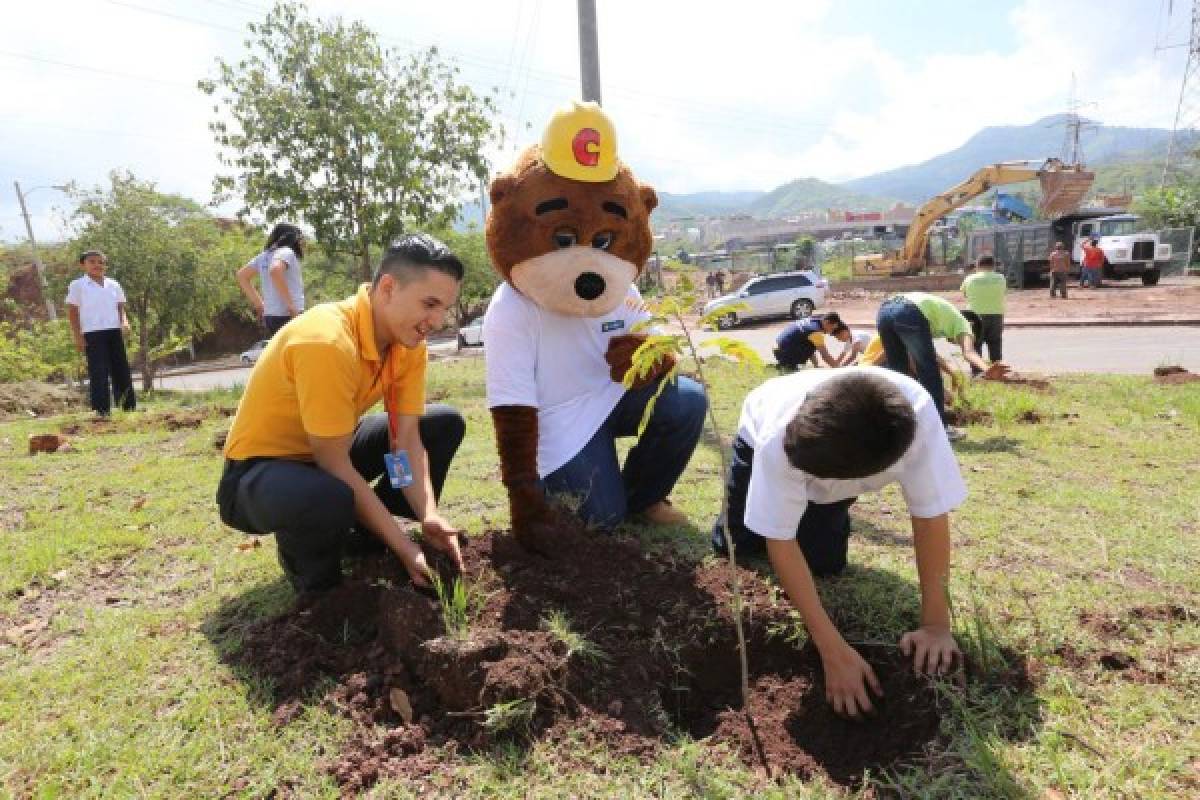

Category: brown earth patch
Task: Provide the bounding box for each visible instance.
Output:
[1153,366,1200,384]
[1016,409,1043,424]
[212,528,1034,794]
[944,407,994,426]
[1000,374,1053,391]
[1130,604,1195,623]
[0,382,85,417]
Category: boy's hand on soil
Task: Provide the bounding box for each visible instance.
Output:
[821,642,883,719]
[899,626,961,675]
[421,514,465,573]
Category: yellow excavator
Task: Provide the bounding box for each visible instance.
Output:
[853,158,1094,276]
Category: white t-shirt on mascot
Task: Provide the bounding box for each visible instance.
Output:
[484,282,651,477]
[738,366,967,540]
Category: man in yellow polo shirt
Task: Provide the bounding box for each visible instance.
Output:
[217,234,466,593]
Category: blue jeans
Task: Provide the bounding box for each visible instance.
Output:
[877,297,945,423]
[1081,266,1102,288]
[711,435,854,575]
[543,375,708,531]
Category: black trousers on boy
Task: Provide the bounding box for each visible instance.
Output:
[710,435,855,576]
[216,406,465,592]
[971,314,1004,363]
[83,328,136,414]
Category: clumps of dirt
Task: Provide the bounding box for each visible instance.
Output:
[1016,409,1043,424]
[58,406,235,437]
[944,407,994,426]
[27,433,70,454]
[1000,374,1052,391]
[0,382,85,417]
[1153,366,1200,385]
[214,529,1033,794]
[1130,604,1195,623]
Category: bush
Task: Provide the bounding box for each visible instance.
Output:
[0,319,80,384]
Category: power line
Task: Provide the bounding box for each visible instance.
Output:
[1163,0,1200,184]
[0,49,191,87]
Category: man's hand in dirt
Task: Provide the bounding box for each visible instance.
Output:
[421,513,465,573]
[982,362,1012,381]
[821,641,883,719]
[899,626,961,675]
[400,548,433,589]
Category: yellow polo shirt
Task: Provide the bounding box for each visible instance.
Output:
[861,334,886,366]
[224,284,427,460]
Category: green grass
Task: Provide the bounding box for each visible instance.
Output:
[1,364,1198,797]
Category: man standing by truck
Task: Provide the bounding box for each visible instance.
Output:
[1048,241,1070,299]
[1080,237,1105,289]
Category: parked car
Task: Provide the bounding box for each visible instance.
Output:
[458,318,484,347]
[703,270,828,329]
[240,339,269,365]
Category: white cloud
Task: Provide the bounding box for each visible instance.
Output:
[0,0,1189,241]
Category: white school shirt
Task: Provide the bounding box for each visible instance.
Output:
[739,367,967,539]
[483,282,651,477]
[251,246,305,316]
[64,276,126,333]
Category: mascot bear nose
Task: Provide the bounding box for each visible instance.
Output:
[574,272,606,301]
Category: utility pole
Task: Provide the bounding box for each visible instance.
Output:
[577,0,602,104]
[13,181,59,321]
[1163,0,1200,185]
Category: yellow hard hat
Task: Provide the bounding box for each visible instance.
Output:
[541,101,618,182]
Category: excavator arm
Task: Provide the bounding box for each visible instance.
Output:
[899,158,1093,267]
[856,158,1093,275]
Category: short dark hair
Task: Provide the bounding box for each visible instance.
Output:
[960,309,983,343]
[264,222,305,259]
[373,233,464,287]
[821,312,847,334]
[976,255,995,268]
[78,249,105,264]
[782,372,917,479]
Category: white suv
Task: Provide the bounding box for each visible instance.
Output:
[704,270,828,329]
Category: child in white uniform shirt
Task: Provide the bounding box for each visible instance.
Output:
[711,367,966,718]
[65,250,136,415]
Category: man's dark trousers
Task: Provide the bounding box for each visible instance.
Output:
[83,328,136,414]
[1050,272,1069,298]
[971,314,1003,362]
[710,435,855,576]
[216,406,465,592]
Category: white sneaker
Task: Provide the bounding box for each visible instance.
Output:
[944,424,967,442]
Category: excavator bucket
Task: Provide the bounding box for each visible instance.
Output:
[1039,168,1094,216]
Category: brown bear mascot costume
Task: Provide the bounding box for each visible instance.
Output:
[482,103,708,551]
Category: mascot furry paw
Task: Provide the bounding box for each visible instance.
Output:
[482,102,679,552]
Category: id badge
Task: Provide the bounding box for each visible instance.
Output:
[384,450,413,489]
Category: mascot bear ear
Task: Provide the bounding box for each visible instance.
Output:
[640,184,659,214]
[491,173,517,206]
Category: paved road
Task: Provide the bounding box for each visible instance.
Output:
[699,322,1200,375]
[156,339,465,391]
[158,326,1198,391]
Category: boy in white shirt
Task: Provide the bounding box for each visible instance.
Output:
[65,250,136,415]
[711,367,966,718]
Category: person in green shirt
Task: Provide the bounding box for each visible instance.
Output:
[876,291,1009,440]
[959,255,1006,371]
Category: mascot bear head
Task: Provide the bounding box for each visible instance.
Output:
[485,102,658,317]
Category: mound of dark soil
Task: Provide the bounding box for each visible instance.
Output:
[944,407,994,426]
[1153,366,1200,384]
[217,529,1018,794]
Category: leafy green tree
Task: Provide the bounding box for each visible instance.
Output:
[794,234,816,267]
[70,172,251,390]
[200,1,502,281]
[1134,184,1200,228]
[433,227,497,331]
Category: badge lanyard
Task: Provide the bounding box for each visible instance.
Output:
[382,355,413,489]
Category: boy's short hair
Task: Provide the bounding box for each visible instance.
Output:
[373,233,464,286]
[782,372,917,479]
[78,249,105,264]
[960,309,984,342]
[976,255,995,268]
[821,311,848,334]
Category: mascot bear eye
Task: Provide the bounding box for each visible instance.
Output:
[591,232,614,250]
[553,228,578,248]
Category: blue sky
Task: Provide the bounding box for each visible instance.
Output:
[1,0,1188,242]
